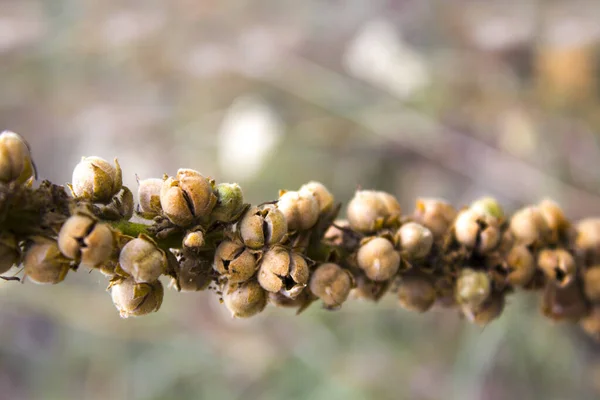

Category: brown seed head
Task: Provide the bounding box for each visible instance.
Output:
[309,263,354,309]
[0,131,35,184]
[119,236,167,283]
[537,248,577,288]
[346,190,401,233]
[538,199,569,243]
[24,238,71,284]
[299,181,335,215]
[413,198,457,240]
[222,280,267,318]
[239,205,287,249]
[58,213,115,267]
[576,218,600,266]
[71,156,122,203]
[111,278,164,318]
[160,169,217,227]
[397,273,436,313]
[396,222,433,261]
[510,206,551,246]
[214,240,257,283]
[356,237,400,281]
[137,178,163,217]
[277,190,319,231]
[257,247,308,297]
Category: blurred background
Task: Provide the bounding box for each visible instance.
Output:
[2,0,600,399]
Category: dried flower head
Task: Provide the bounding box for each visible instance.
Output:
[71,156,122,203]
[160,169,217,227]
[356,237,400,281]
[214,240,257,283]
[257,246,308,297]
[0,131,35,184]
[238,205,287,249]
[58,213,115,268]
[505,245,536,287]
[110,278,164,318]
[454,209,501,254]
[537,248,576,288]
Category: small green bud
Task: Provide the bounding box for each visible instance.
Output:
[119,235,167,283]
[58,213,115,268]
[24,237,71,284]
[71,156,122,203]
[395,222,433,261]
[137,178,163,217]
[299,181,334,215]
[238,205,287,249]
[212,183,245,222]
[0,233,20,275]
[160,169,217,227]
[222,280,267,318]
[0,131,35,184]
[356,237,400,281]
[277,190,319,231]
[110,278,164,318]
[309,263,353,309]
[257,247,308,297]
[214,240,257,283]
[455,269,491,308]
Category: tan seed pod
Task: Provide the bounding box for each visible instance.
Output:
[160,169,217,227]
[71,156,122,203]
[396,222,433,261]
[454,209,500,254]
[462,292,505,327]
[119,236,167,283]
[397,273,436,313]
[174,256,212,292]
[510,206,551,246]
[299,181,335,215]
[377,191,402,222]
[346,190,400,233]
[137,178,163,217]
[505,245,536,287]
[576,218,600,266]
[455,269,491,308]
[277,190,320,231]
[356,237,400,281]
[580,306,600,340]
[537,248,577,287]
[413,198,457,240]
[538,199,569,243]
[111,278,164,318]
[222,280,267,318]
[24,238,71,284]
[349,274,390,302]
[541,279,589,322]
[0,233,20,275]
[257,247,308,296]
[214,240,257,283]
[238,205,287,249]
[58,213,115,267]
[583,267,600,302]
[309,263,353,309]
[0,131,35,184]
[212,183,245,222]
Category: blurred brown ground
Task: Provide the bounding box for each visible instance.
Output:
[2,1,600,399]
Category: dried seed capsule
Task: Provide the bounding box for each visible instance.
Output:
[239,205,287,249]
[580,306,600,340]
[222,280,267,318]
[277,190,319,231]
[137,178,164,217]
[454,209,501,254]
[58,213,115,267]
[413,198,457,240]
[455,269,491,308]
[110,278,164,318]
[510,206,551,246]
[505,245,536,287]
[395,222,433,261]
[160,169,217,227]
[23,238,71,284]
[119,236,167,283]
[541,279,589,321]
[257,247,308,297]
[214,240,257,283]
[71,156,122,203]
[583,267,600,302]
[537,248,577,287]
[397,273,436,313]
[183,230,205,250]
[174,256,212,292]
[350,275,390,301]
[346,190,401,233]
[356,237,400,281]
[463,292,505,327]
[212,183,245,222]
[0,233,20,275]
[309,263,353,309]
[576,218,600,265]
[470,196,504,220]
[0,131,35,184]
[299,181,335,215]
[538,199,568,243]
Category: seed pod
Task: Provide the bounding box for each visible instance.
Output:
[395,222,433,261]
[299,181,334,215]
[23,238,71,284]
[239,205,287,249]
[58,214,115,267]
[0,131,35,184]
[505,245,536,287]
[346,190,401,233]
[183,230,205,250]
[257,247,308,296]
[110,278,164,318]
[583,267,600,302]
[541,279,589,321]
[413,198,457,240]
[580,306,600,340]
[222,280,267,318]
[510,206,551,246]
[356,237,400,281]
[71,156,122,203]
[470,196,504,220]
[214,240,257,283]
[454,209,501,254]
[350,275,390,302]
[309,263,353,309]
[538,199,568,243]
[397,273,436,313]
[537,248,577,287]
[160,169,217,227]
[455,269,491,308]
[119,236,167,283]
[212,183,245,222]
[463,292,505,327]
[576,218,600,266]
[174,256,212,292]
[0,233,20,275]
[277,190,319,231]
[137,178,164,217]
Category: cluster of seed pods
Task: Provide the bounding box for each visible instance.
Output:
[3,131,600,340]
